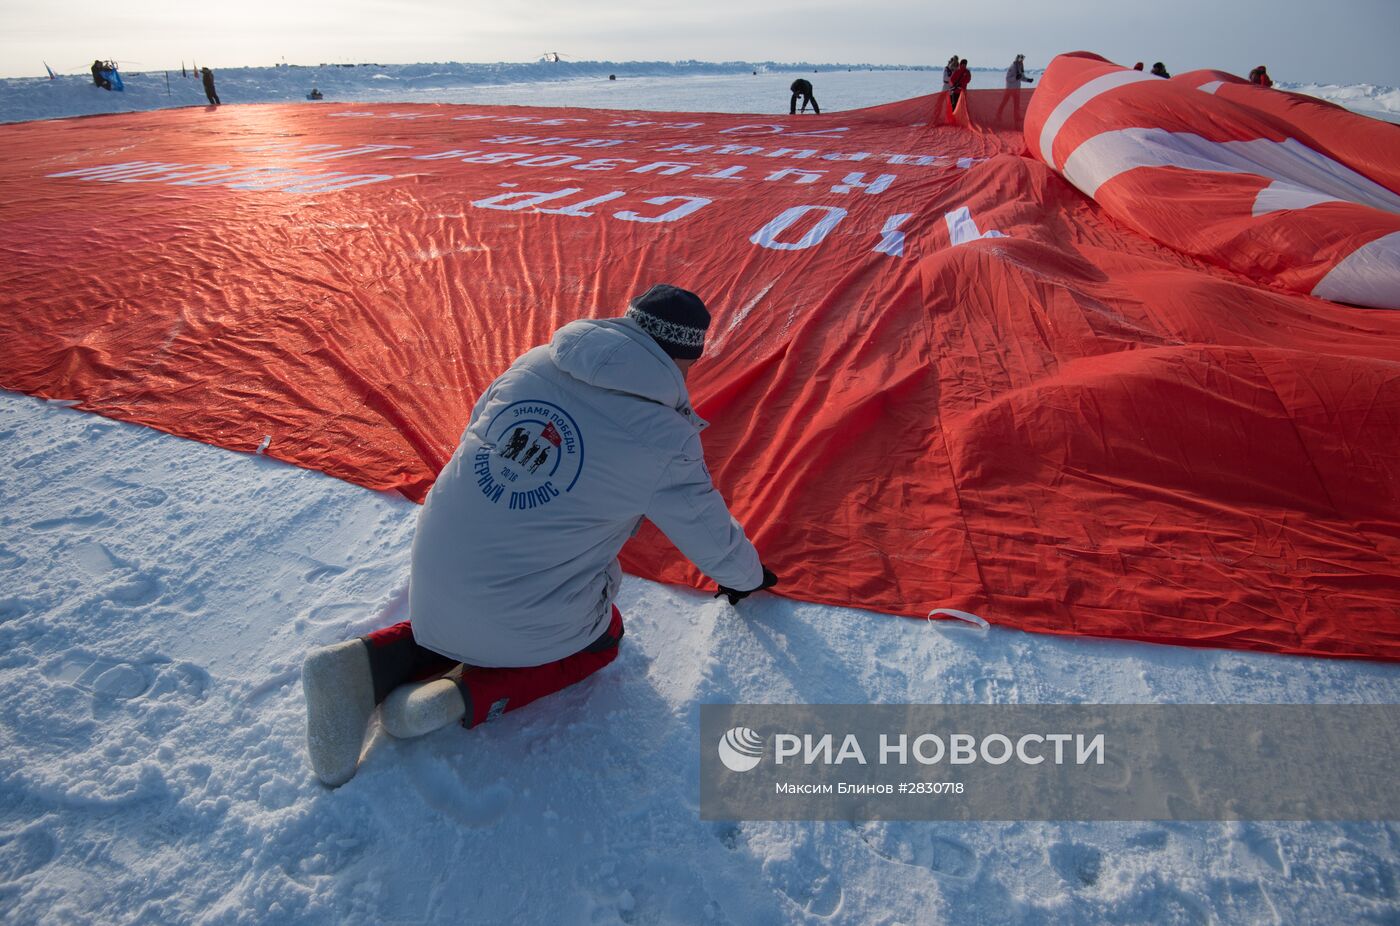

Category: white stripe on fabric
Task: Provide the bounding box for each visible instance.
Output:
[1252,182,1344,216]
[1060,128,1400,216]
[1036,69,1156,167]
[1198,81,1225,94]
[1311,231,1400,309]
[945,207,1006,246]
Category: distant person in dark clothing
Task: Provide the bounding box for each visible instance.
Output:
[91,60,112,90]
[949,58,971,111]
[201,67,220,105]
[789,78,819,115]
[1248,65,1273,88]
[1151,62,1170,78]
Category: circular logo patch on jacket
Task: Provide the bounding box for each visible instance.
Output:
[474,400,584,511]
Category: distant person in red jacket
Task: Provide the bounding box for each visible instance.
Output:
[949,59,971,111]
[1248,65,1274,88]
[1133,62,1144,71]
[942,54,959,91]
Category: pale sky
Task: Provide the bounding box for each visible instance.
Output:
[2,0,1395,85]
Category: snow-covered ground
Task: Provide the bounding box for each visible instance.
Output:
[1278,80,1400,123]
[5,58,1397,124]
[2,66,1399,926]
[0,61,940,123]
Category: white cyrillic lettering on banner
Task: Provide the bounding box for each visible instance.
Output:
[831,172,896,195]
[887,154,942,166]
[695,165,747,180]
[873,213,914,257]
[48,162,174,181]
[945,206,1007,245]
[281,174,396,193]
[787,126,851,138]
[412,149,478,160]
[536,191,627,217]
[719,124,785,137]
[614,196,711,223]
[570,158,638,172]
[461,152,528,165]
[750,205,848,251]
[297,145,410,162]
[629,162,698,176]
[766,168,824,185]
[515,154,582,168]
[472,187,584,210]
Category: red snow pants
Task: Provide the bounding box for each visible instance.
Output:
[362,607,624,728]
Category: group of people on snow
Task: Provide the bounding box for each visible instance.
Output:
[930,54,1277,120]
[937,53,1033,118]
[1133,61,1173,78]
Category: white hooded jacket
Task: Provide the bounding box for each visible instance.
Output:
[408,317,764,667]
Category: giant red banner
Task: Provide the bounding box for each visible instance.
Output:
[2,65,1398,659]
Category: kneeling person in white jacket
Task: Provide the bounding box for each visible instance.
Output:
[303,284,779,786]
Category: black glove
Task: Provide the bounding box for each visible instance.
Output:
[715,566,780,605]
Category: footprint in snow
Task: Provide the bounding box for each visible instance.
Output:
[1110,884,1209,926]
[1126,828,1168,851]
[972,675,1017,702]
[96,476,169,509]
[31,512,109,532]
[0,545,25,570]
[1049,841,1103,888]
[303,561,348,583]
[104,572,163,606]
[45,656,152,699]
[67,542,164,605]
[0,827,59,883]
[770,866,843,918]
[854,822,978,879]
[1090,749,1133,793]
[0,597,34,625]
[303,602,372,629]
[42,654,208,703]
[405,759,512,828]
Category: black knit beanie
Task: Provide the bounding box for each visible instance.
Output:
[624,284,710,360]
